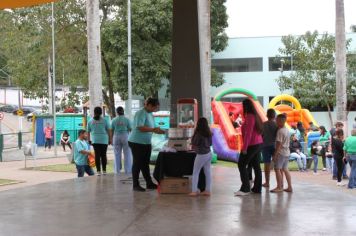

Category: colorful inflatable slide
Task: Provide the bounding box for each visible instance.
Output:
[211,88,267,162]
[268,94,318,130]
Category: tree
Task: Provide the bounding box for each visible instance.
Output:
[335,0,347,130]
[277,31,356,127]
[100,0,228,116]
[0,1,88,101]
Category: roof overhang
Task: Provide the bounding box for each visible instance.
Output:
[0,0,58,10]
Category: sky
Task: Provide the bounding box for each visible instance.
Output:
[225,0,356,37]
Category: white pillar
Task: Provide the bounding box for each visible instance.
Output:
[197,0,211,120]
[86,0,103,115]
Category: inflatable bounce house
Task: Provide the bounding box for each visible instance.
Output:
[268,94,320,147]
[211,88,267,162]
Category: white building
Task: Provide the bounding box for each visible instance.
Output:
[211,33,356,130]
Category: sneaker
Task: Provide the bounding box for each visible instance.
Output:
[146,183,158,190]
[343,175,349,180]
[332,176,337,180]
[336,181,346,186]
[234,191,250,196]
[322,168,327,171]
[133,185,146,192]
[313,172,319,175]
[96,172,102,176]
[103,171,107,176]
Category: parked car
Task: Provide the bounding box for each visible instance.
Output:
[0,105,19,113]
[26,110,42,122]
[13,107,36,116]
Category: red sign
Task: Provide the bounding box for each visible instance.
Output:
[0,112,4,121]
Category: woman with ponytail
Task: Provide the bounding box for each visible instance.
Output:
[87,106,112,176]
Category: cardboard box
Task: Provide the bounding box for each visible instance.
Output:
[159,177,190,194]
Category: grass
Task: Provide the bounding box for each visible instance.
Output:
[0,179,23,186]
[25,157,327,173]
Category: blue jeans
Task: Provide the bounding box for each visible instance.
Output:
[113,133,132,174]
[326,158,333,172]
[290,152,307,170]
[313,155,318,173]
[333,160,347,177]
[192,152,212,193]
[76,165,94,177]
[347,155,356,189]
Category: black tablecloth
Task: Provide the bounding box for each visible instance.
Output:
[153,151,205,191]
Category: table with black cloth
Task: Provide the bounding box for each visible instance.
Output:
[153,151,206,192]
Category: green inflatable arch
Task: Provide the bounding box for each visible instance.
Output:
[214,88,258,101]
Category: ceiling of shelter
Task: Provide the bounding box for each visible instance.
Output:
[0,0,58,9]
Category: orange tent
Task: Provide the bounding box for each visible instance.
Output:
[0,0,58,9]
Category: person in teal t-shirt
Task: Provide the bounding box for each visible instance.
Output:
[74,130,94,177]
[344,130,356,189]
[128,98,165,192]
[87,107,112,176]
[112,106,132,175]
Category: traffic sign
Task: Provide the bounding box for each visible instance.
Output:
[0,112,3,120]
[17,110,24,116]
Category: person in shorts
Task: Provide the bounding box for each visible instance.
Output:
[271,114,293,193]
[262,109,278,188]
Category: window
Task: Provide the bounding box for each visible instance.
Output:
[268,57,292,71]
[212,58,263,73]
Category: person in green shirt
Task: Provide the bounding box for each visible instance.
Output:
[111,106,132,175]
[319,126,331,171]
[128,98,165,192]
[87,107,112,176]
[74,130,94,178]
[343,130,356,189]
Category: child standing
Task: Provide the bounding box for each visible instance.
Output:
[189,117,213,197]
[74,130,94,178]
[262,109,278,188]
[311,141,319,174]
[332,129,345,186]
[325,144,334,173]
[271,114,292,193]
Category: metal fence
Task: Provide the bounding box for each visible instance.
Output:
[0,131,33,161]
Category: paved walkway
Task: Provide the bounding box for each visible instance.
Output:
[0,166,355,236]
[0,146,115,191]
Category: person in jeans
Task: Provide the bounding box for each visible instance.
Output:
[290,134,307,171]
[87,107,112,176]
[319,126,331,171]
[189,117,213,197]
[128,98,165,192]
[332,129,346,186]
[325,144,334,173]
[271,114,292,193]
[74,130,94,178]
[235,99,263,196]
[344,129,356,189]
[111,106,132,175]
[310,141,319,174]
[330,122,348,179]
[43,123,53,151]
[60,130,72,151]
[262,109,278,188]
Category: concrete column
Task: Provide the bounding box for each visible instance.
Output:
[86,0,103,115]
[197,0,211,120]
[171,0,211,125]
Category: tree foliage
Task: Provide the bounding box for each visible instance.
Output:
[0,0,228,114]
[277,31,356,125]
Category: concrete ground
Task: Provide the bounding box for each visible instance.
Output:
[0,165,355,236]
